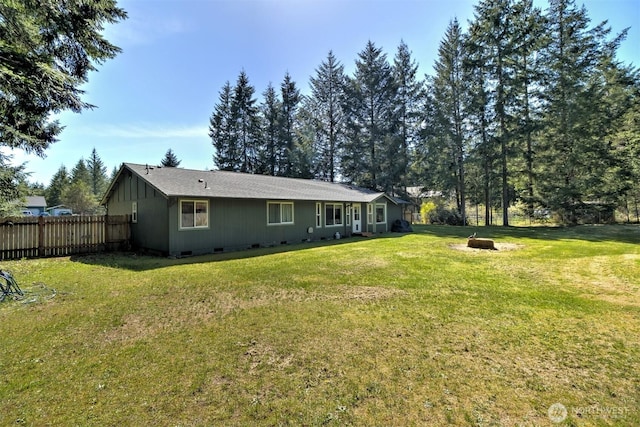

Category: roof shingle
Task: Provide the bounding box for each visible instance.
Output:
[116,163,390,203]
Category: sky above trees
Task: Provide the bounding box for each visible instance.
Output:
[6,0,639,186]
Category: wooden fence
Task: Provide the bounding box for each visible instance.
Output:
[0,215,131,261]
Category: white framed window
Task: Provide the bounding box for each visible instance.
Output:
[131,202,138,224]
[346,205,351,226]
[367,204,374,224]
[180,199,209,229]
[325,203,343,227]
[267,201,294,225]
[376,203,387,224]
[316,202,322,228]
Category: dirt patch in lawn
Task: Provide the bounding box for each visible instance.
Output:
[449,242,525,252]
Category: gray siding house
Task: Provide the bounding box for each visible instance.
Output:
[102,163,406,256]
[23,196,47,215]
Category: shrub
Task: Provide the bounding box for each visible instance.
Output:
[428,206,466,226]
[420,200,467,226]
[420,201,437,224]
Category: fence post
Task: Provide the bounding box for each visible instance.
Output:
[38,215,45,257]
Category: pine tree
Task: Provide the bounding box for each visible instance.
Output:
[210,81,236,171]
[430,20,469,223]
[0,1,126,153]
[309,51,346,182]
[392,41,423,194]
[70,159,91,188]
[61,181,98,215]
[161,149,181,167]
[468,0,518,226]
[343,41,397,191]
[0,1,125,208]
[231,71,261,173]
[509,0,547,218]
[259,83,282,175]
[290,102,317,179]
[280,72,301,177]
[537,0,628,223]
[0,153,27,216]
[465,31,497,225]
[87,148,108,197]
[45,165,71,208]
[612,72,640,222]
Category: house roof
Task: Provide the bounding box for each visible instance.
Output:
[103,163,395,204]
[24,196,47,208]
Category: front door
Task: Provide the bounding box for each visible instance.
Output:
[352,203,362,233]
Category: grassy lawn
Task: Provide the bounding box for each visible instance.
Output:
[1,225,639,426]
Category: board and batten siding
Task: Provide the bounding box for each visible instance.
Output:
[105,173,170,254]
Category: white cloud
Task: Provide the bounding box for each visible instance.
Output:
[105,15,188,47]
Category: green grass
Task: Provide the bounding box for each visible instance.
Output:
[1,225,639,426]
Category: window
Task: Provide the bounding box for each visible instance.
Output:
[367,204,374,224]
[325,203,343,226]
[346,205,351,226]
[180,199,209,229]
[316,203,322,228]
[131,202,138,224]
[376,203,387,223]
[267,201,294,225]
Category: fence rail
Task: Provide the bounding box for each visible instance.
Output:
[0,215,130,261]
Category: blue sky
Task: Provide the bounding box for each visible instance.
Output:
[9,0,640,186]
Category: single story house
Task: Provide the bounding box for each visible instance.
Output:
[101,163,407,257]
[22,196,47,215]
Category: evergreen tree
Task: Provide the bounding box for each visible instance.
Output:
[465,31,497,225]
[418,78,455,192]
[0,154,27,216]
[343,41,397,191]
[87,148,108,197]
[231,71,261,173]
[45,165,71,208]
[509,0,547,218]
[613,72,640,222]
[61,181,98,215]
[27,181,45,196]
[161,149,181,167]
[0,0,126,153]
[468,0,518,226]
[259,83,282,175]
[430,20,469,222]
[537,0,628,223]
[290,102,317,179]
[309,51,346,182]
[210,81,236,171]
[0,1,125,208]
[110,166,119,181]
[70,158,91,188]
[392,40,423,194]
[280,72,301,176]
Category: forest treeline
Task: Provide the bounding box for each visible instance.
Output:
[6,149,179,215]
[209,0,639,225]
[4,0,637,224]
